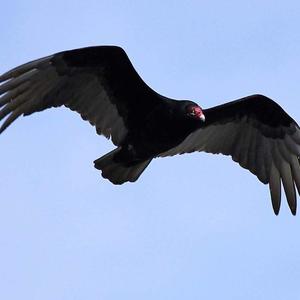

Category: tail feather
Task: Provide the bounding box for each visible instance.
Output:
[94,148,151,184]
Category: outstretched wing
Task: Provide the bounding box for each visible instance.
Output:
[160,95,300,215]
[0,46,162,145]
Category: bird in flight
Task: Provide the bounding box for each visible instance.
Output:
[0,46,299,215]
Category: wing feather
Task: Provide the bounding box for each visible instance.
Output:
[279,157,297,215]
[0,46,162,146]
[159,95,300,214]
[0,56,52,83]
[269,163,281,215]
[244,126,258,175]
[291,155,300,195]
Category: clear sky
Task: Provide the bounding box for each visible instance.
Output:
[1,1,300,299]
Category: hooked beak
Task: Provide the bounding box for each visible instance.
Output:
[199,113,205,122]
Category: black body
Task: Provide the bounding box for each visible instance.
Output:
[0,46,299,215]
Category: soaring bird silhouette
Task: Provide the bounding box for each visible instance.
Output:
[1,46,299,215]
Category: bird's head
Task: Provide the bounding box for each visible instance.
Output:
[185,103,205,122]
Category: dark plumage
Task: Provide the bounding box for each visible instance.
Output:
[1,46,299,215]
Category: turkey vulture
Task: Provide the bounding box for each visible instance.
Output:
[0,46,299,215]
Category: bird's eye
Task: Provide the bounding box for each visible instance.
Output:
[190,109,196,116]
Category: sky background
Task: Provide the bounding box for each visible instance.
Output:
[1,1,300,299]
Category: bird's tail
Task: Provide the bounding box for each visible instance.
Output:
[94,148,152,184]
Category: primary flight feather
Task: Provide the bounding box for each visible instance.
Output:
[1,46,299,215]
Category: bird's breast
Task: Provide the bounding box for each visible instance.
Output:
[128,116,197,158]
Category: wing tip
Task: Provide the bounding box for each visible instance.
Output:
[272,202,280,216]
[271,202,297,215]
[290,205,297,216]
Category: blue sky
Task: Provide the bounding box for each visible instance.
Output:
[1,1,300,299]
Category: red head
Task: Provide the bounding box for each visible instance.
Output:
[186,104,205,121]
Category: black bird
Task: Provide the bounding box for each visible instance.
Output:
[0,46,299,215]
